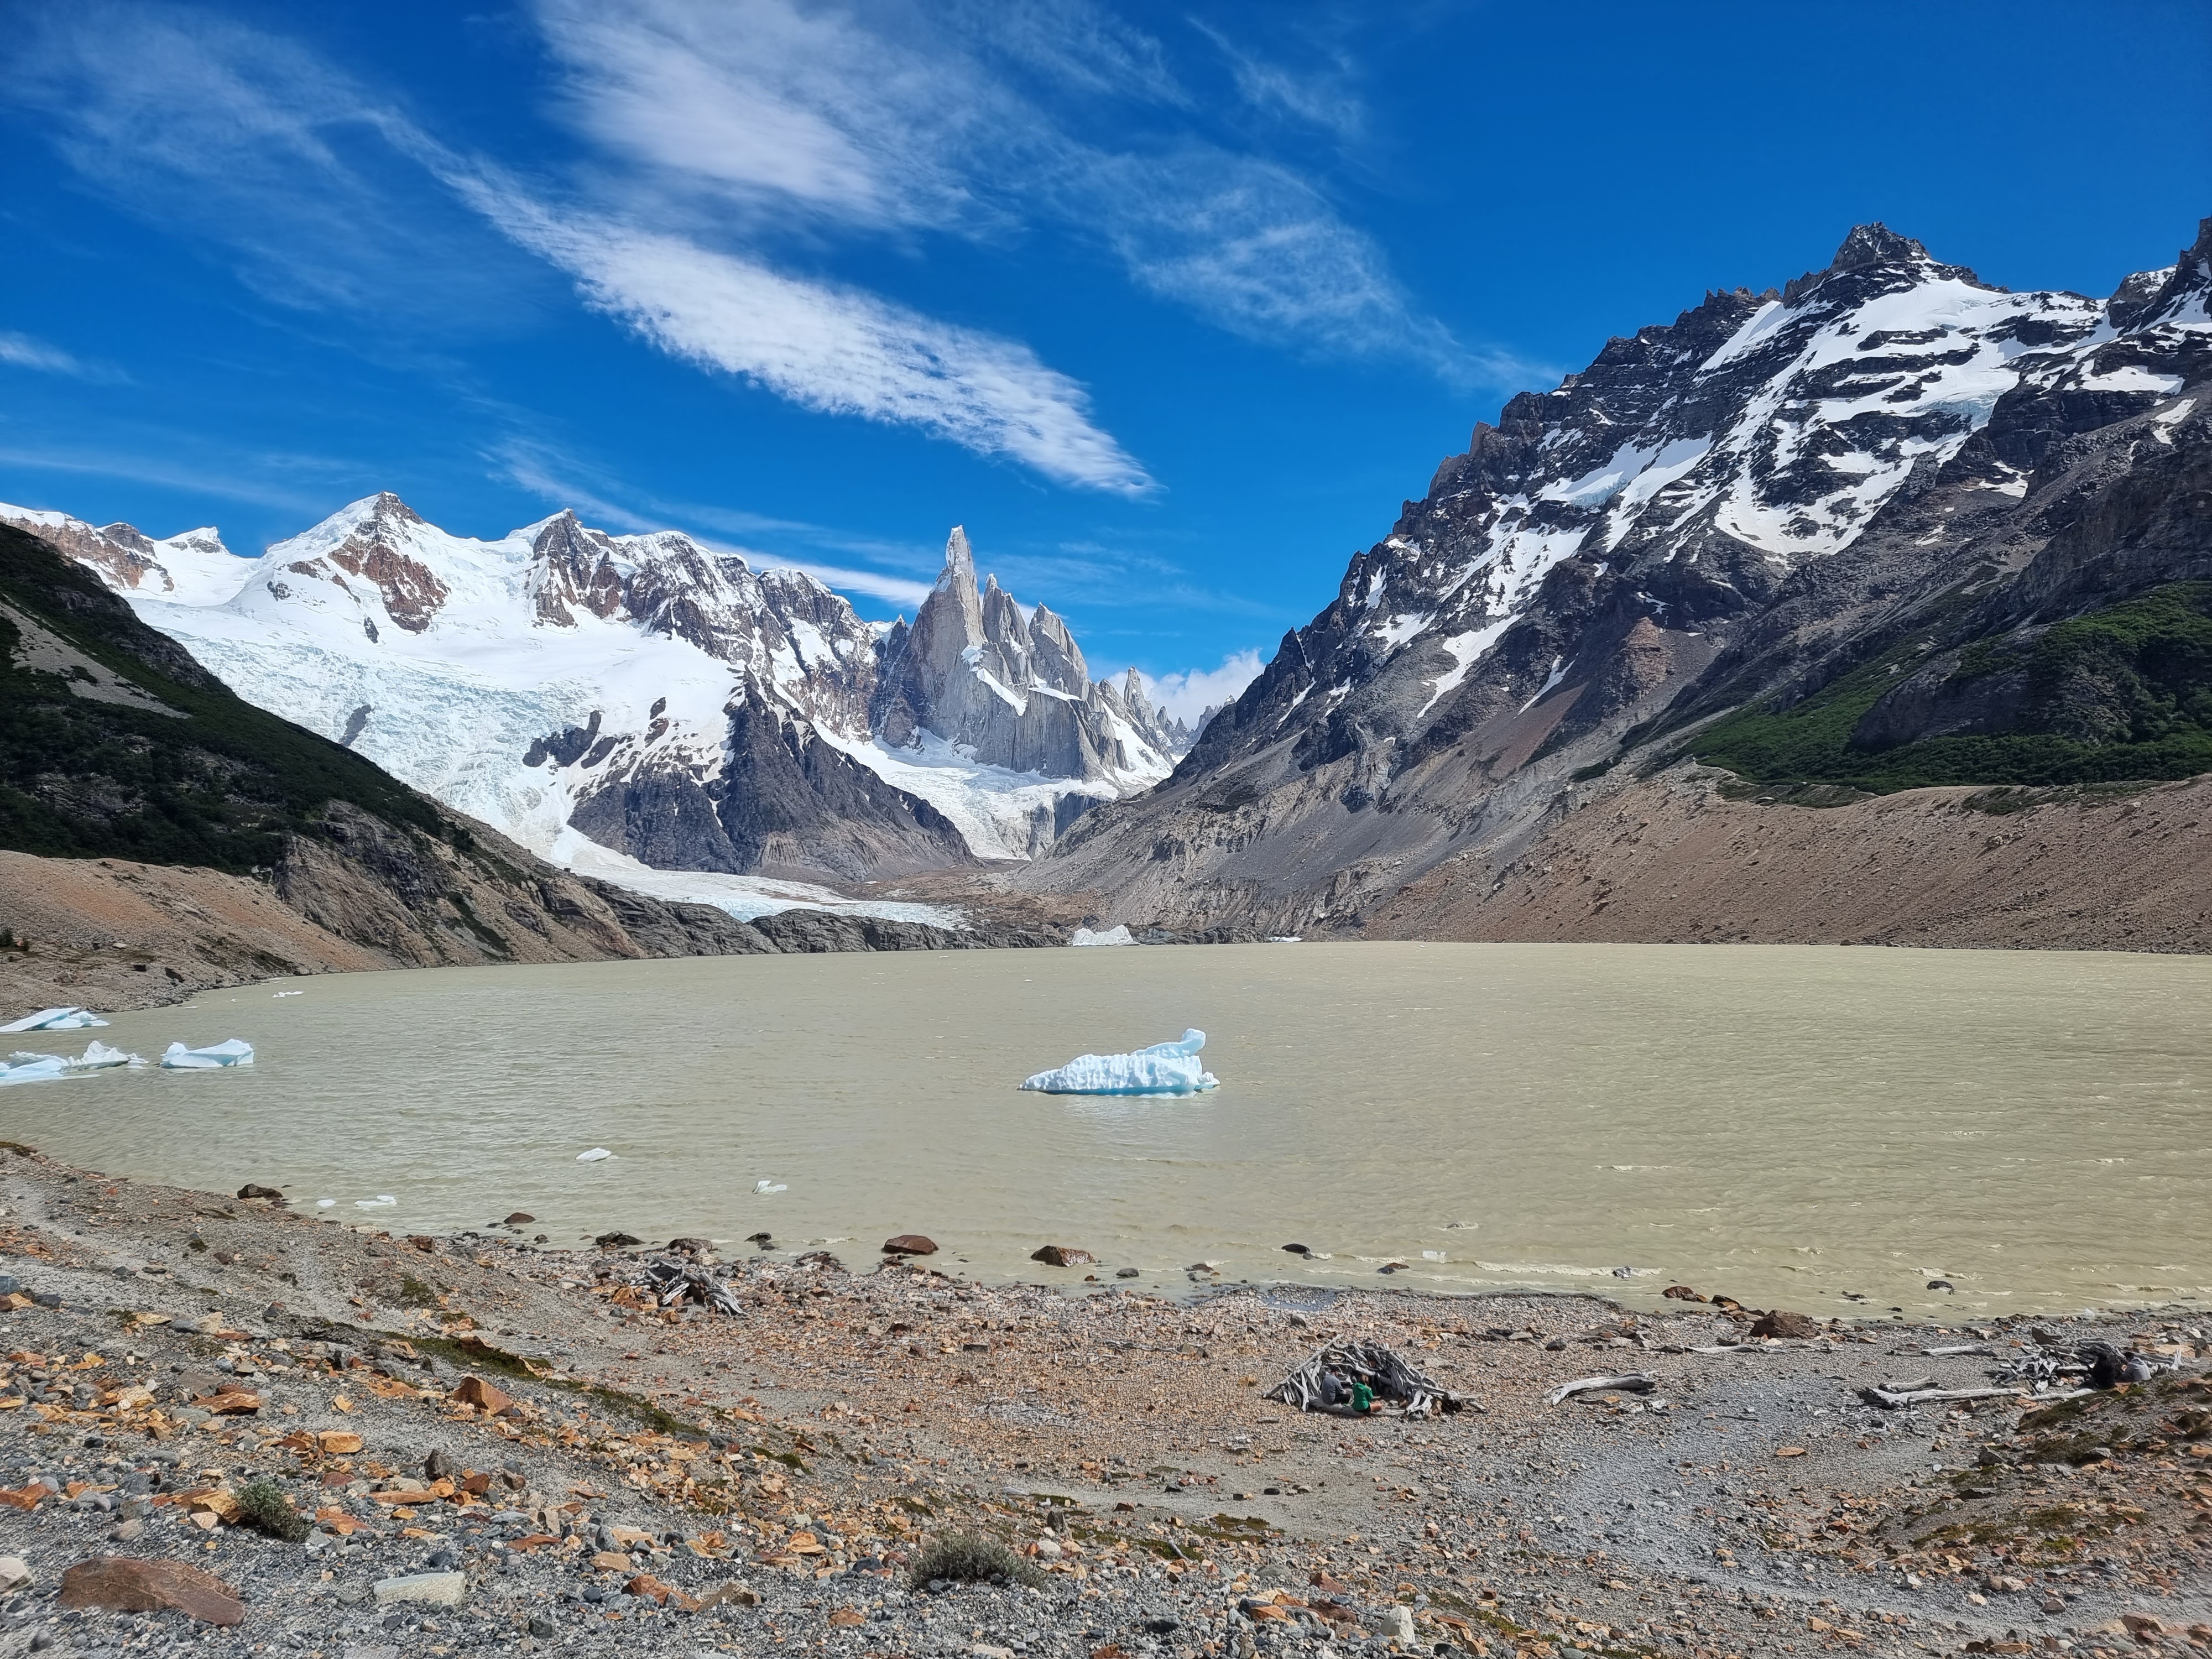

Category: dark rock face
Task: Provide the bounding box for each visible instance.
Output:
[873,527,1193,779]
[1023,218,2212,935]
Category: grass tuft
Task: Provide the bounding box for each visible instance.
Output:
[233,1477,312,1542]
[909,1532,1045,1592]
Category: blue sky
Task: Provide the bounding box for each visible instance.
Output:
[2,1,2206,716]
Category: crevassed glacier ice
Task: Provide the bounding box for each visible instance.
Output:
[160,1039,254,1070]
[1070,925,1136,947]
[1020,1030,1219,1096]
[0,1006,109,1033]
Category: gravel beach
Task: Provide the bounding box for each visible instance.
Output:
[0,1144,2204,1658]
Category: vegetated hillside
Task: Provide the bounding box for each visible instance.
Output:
[0,522,1047,1010]
[1019,217,2212,946]
[0,519,442,870]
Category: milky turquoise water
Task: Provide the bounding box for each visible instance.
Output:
[9,942,2207,1318]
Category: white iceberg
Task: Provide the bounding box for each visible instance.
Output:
[69,1041,140,1071]
[0,1053,69,1087]
[160,1039,254,1070]
[1020,1030,1219,1096]
[1,1006,109,1033]
[1070,925,1137,947]
[754,1180,787,1195]
[577,1147,613,1162]
[355,1194,397,1209]
[0,1041,144,1086]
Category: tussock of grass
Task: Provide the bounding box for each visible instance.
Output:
[909,1532,1045,1591]
[234,1477,311,1542]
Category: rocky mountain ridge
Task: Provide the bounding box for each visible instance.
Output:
[1021,217,2212,937]
[3,497,1190,893]
[0,519,1055,1013]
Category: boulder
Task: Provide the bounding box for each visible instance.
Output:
[235,1184,284,1201]
[1661,1285,1707,1302]
[451,1375,513,1415]
[594,1231,643,1249]
[881,1235,938,1256]
[0,1557,29,1593]
[1030,1245,1094,1267]
[1747,1309,1822,1340]
[372,1571,467,1607]
[59,1557,244,1625]
[503,1212,535,1225]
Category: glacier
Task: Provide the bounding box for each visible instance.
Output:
[1020,1030,1219,1095]
[4,495,1190,909]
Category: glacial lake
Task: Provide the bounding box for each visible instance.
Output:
[9,943,2209,1319]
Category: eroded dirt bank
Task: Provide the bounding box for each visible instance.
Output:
[0,1147,2204,1656]
[1363,770,2212,952]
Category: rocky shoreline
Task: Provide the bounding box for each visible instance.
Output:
[0,1146,2204,1658]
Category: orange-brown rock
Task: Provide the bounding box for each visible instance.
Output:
[60,1557,244,1625]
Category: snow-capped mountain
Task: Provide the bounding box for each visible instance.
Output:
[1025,219,2212,933]
[2,494,1190,886]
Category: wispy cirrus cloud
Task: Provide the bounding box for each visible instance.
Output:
[9,3,1150,494]
[0,331,130,382]
[461,184,1152,495]
[526,0,1489,382]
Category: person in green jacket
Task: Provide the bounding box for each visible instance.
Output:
[1349,1377,1378,1413]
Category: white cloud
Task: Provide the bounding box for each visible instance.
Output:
[1138,649,1265,724]
[526,0,1483,380]
[462,184,1152,495]
[0,332,100,379]
[13,6,1150,493]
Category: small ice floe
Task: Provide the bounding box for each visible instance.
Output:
[0,1053,67,1087]
[1070,925,1136,947]
[576,1147,614,1162]
[70,1041,139,1071]
[1,1006,109,1034]
[754,1180,787,1195]
[315,1199,337,1209]
[354,1195,397,1209]
[274,990,303,998]
[0,1042,145,1086]
[1020,1029,1218,1096]
[160,1039,254,1070]
[1266,935,1302,944]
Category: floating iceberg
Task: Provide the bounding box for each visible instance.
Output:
[1020,1030,1219,1096]
[0,1041,145,1086]
[70,1041,139,1071]
[754,1180,787,1195]
[0,1053,68,1087]
[160,1039,254,1070]
[577,1147,613,1162]
[1070,925,1137,947]
[355,1194,397,1209]
[1,1006,109,1034]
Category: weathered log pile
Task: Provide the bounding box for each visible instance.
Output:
[1265,1339,1478,1420]
[640,1258,744,1316]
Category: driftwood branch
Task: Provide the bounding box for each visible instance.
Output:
[641,1259,744,1316]
[1544,1373,1656,1407]
[1856,1384,2077,1410]
[1264,1339,1481,1420]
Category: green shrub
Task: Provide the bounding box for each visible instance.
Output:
[909,1532,1044,1592]
[233,1477,311,1542]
